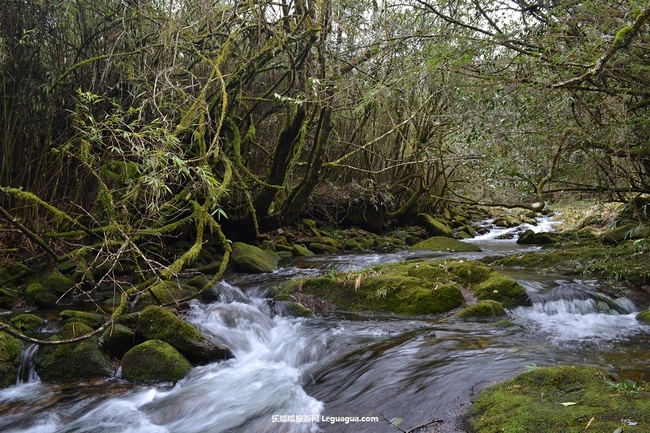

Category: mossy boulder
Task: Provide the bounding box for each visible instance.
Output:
[0,262,31,289]
[138,306,233,365]
[44,268,75,296]
[410,236,482,253]
[34,322,112,382]
[0,287,19,309]
[472,272,527,307]
[25,282,57,308]
[0,331,21,388]
[231,242,280,273]
[185,274,210,292]
[102,323,138,359]
[457,300,506,319]
[281,273,464,315]
[292,244,314,257]
[516,229,560,245]
[134,280,198,310]
[417,214,454,238]
[636,309,650,325]
[466,366,650,433]
[308,242,340,254]
[301,219,320,236]
[11,313,44,333]
[121,340,192,382]
[284,302,315,318]
[60,310,107,329]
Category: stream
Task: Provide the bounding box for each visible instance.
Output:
[1,219,649,433]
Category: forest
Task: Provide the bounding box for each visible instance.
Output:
[2,0,649,270]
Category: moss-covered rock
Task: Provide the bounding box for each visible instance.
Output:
[466,366,650,433]
[60,310,107,329]
[134,280,198,310]
[138,306,233,365]
[0,331,21,388]
[516,229,560,245]
[284,302,315,318]
[308,242,340,254]
[25,282,57,308]
[292,244,314,257]
[409,236,482,252]
[121,340,192,382]
[11,313,44,333]
[102,323,138,359]
[636,309,650,325]
[472,272,527,307]
[0,262,31,289]
[301,219,321,237]
[44,268,75,296]
[231,242,280,273]
[417,214,454,238]
[457,300,506,319]
[34,322,112,382]
[0,287,19,309]
[185,274,210,292]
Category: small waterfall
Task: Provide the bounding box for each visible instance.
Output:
[16,344,39,385]
[516,279,644,343]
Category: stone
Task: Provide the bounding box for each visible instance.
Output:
[34,322,112,382]
[457,300,506,319]
[0,331,21,388]
[231,242,280,273]
[138,306,233,365]
[409,236,482,252]
[60,310,107,329]
[11,313,44,333]
[134,280,198,310]
[292,244,314,256]
[516,229,559,245]
[102,323,138,359]
[121,340,192,382]
[417,213,454,238]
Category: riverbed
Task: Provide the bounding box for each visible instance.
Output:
[1,220,649,433]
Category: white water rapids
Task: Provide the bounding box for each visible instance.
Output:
[1,217,649,433]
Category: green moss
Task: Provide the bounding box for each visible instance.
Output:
[490,320,520,328]
[409,236,481,253]
[25,282,57,308]
[467,366,650,433]
[102,323,137,359]
[44,268,75,296]
[135,280,198,309]
[417,213,453,237]
[0,287,18,309]
[292,244,314,257]
[121,340,192,382]
[457,300,506,319]
[11,314,44,333]
[0,331,21,388]
[186,274,210,292]
[34,322,112,382]
[473,273,527,307]
[636,309,650,325]
[231,242,280,273]
[138,306,232,364]
[60,310,107,329]
[285,302,314,318]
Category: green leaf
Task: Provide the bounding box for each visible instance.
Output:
[390,417,403,426]
[560,402,578,406]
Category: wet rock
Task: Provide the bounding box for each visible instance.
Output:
[138,306,233,365]
[301,219,321,237]
[186,274,210,292]
[636,309,650,325]
[121,340,192,382]
[231,242,280,273]
[11,313,44,333]
[601,223,649,245]
[292,244,314,257]
[44,268,75,296]
[0,331,21,388]
[25,282,57,308]
[134,280,198,309]
[34,322,112,382]
[472,272,527,307]
[457,300,506,319]
[308,242,339,254]
[102,323,138,359]
[409,236,482,252]
[516,229,559,245]
[417,213,454,238]
[60,310,107,329]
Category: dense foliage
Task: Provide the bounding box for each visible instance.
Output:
[1,0,649,300]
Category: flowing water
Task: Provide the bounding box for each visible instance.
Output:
[1,218,650,433]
